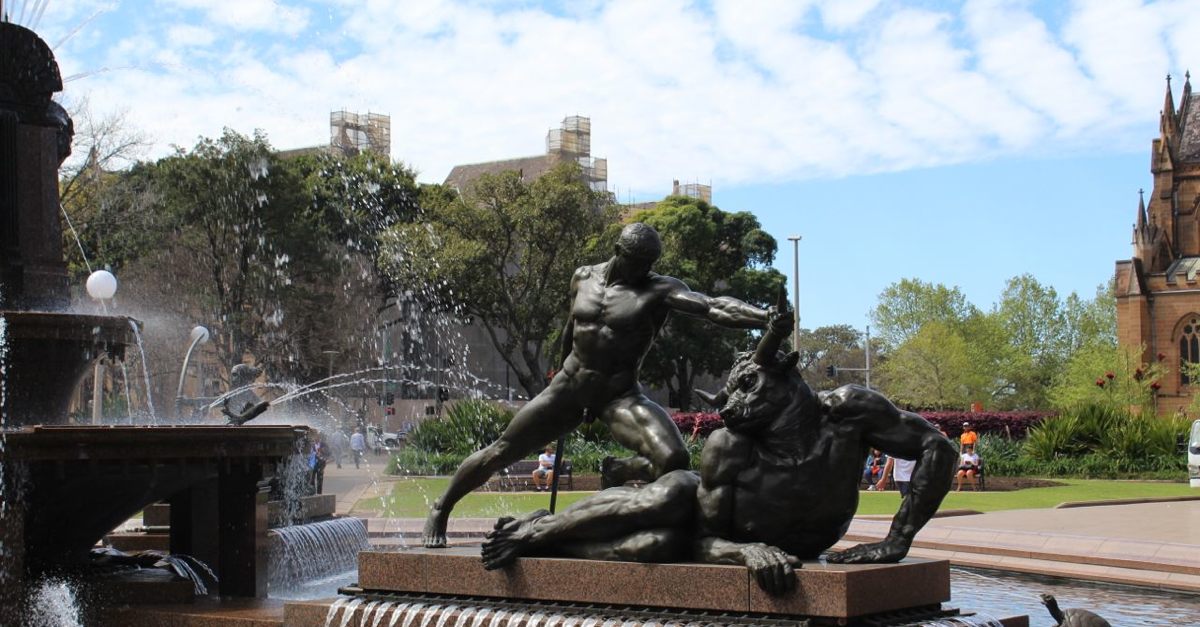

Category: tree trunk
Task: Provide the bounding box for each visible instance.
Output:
[674,358,692,411]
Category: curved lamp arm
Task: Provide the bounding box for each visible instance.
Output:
[175,326,210,409]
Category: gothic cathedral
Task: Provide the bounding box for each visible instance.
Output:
[1116,73,1200,416]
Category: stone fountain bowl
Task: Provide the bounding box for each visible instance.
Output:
[1,310,137,427]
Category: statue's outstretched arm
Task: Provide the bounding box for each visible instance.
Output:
[662,278,769,329]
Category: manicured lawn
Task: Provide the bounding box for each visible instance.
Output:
[855,479,1195,515]
[355,477,594,518]
[356,476,1196,519]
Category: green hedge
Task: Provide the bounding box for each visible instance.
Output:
[389,400,706,476]
[390,400,1188,481]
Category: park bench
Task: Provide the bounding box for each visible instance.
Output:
[486,458,573,491]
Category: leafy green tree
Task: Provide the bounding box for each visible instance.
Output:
[794,324,867,386]
[991,274,1068,408]
[618,196,784,410]
[877,321,985,409]
[145,129,312,372]
[870,278,979,350]
[379,162,616,397]
[1062,282,1117,350]
[113,131,419,387]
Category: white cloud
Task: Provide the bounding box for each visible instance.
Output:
[160,0,311,35]
[39,0,1200,196]
[816,0,882,31]
[165,24,216,48]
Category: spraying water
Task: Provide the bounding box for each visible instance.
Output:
[127,319,157,422]
[25,578,84,627]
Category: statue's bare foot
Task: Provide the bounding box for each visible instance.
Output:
[481,509,550,570]
[423,508,449,548]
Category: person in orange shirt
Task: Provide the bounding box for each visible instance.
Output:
[959,422,978,448]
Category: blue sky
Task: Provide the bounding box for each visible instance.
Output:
[16,0,1200,330]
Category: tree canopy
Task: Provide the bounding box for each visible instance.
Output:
[379,162,616,397]
[64,128,420,402]
[871,276,1117,410]
[621,196,783,410]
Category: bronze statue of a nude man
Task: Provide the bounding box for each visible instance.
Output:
[480,309,957,595]
[422,222,771,548]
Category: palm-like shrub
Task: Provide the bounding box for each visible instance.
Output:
[1022,403,1188,477]
[406,399,515,455]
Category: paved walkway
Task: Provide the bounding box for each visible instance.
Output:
[320,453,400,515]
[837,498,1200,593]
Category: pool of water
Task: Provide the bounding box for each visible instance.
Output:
[268,570,357,601]
[950,567,1200,625]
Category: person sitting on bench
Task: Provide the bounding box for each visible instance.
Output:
[531,445,556,492]
[956,443,981,491]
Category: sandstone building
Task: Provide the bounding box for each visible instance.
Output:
[1116,73,1200,415]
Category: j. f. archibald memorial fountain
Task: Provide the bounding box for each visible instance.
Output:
[1,19,1030,627]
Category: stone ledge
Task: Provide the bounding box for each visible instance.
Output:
[356,547,951,619]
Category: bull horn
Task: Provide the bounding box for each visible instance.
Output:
[695,388,727,408]
[754,284,792,366]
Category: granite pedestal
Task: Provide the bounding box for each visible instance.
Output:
[280,547,1028,626]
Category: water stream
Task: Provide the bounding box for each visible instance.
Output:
[268,517,369,591]
[127,319,157,422]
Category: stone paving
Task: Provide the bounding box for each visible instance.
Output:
[837,498,1200,593]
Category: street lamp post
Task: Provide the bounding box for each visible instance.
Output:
[322,349,341,427]
[86,270,118,424]
[175,325,210,419]
[787,235,801,342]
[322,350,339,380]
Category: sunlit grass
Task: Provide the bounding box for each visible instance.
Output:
[854,479,1195,515]
[356,476,1195,519]
[355,477,592,518]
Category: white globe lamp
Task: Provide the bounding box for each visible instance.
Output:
[86,270,118,300]
[190,325,210,344]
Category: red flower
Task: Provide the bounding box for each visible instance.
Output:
[1134,368,1144,380]
[1105,371,1115,379]
[1151,381,1162,390]
[1158,352,1167,361]
[1095,378,1106,388]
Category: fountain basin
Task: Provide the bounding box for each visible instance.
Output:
[1,310,137,426]
[1,424,307,619]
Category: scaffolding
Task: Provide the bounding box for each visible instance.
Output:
[330,111,391,157]
[672,179,712,203]
[546,116,591,156]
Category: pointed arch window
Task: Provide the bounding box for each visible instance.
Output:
[1181,318,1200,385]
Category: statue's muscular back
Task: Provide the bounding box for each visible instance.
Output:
[566,263,673,378]
[705,418,870,559]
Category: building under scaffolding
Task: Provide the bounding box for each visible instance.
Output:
[547,115,607,191]
[672,179,712,203]
[330,111,391,157]
[444,115,607,193]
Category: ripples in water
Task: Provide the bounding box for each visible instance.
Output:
[951,566,1200,626]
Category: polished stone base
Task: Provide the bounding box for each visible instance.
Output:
[356,547,949,619]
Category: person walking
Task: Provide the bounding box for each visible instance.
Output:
[349,427,367,469]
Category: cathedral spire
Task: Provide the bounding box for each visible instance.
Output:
[1162,74,1180,144]
[1137,188,1147,230]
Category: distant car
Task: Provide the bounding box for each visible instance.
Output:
[367,424,404,451]
[1189,420,1200,488]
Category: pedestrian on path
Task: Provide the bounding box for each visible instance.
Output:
[350,427,367,469]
